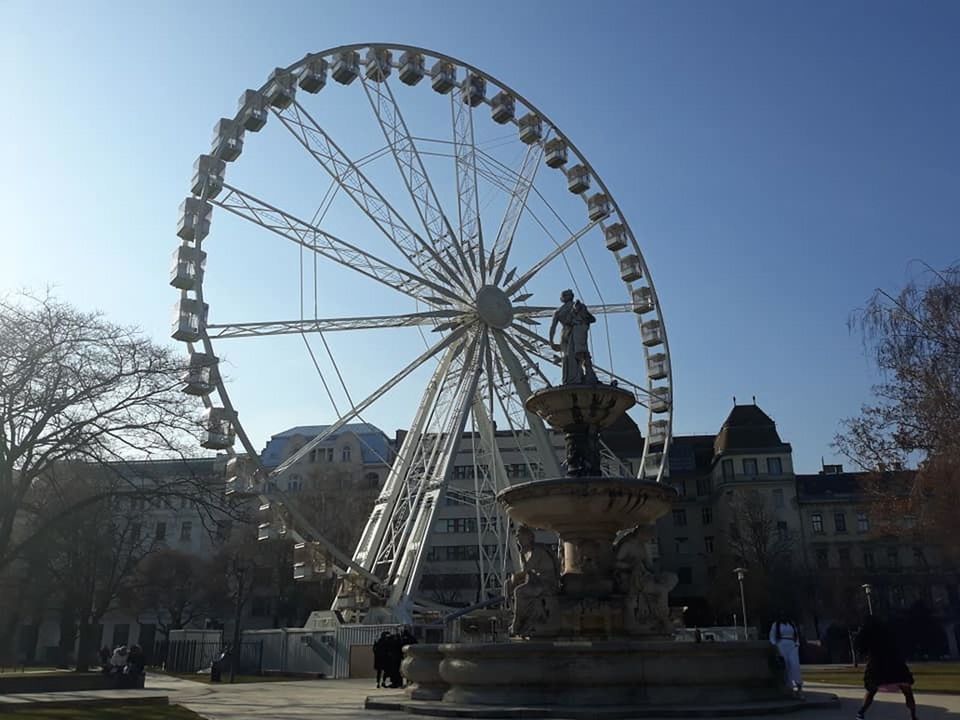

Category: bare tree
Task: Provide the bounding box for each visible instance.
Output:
[133,549,218,639]
[835,262,960,563]
[36,463,161,670]
[0,292,218,572]
[713,489,799,624]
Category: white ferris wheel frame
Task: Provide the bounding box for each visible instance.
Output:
[173,42,674,616]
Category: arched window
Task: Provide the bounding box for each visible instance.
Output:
[341,446,352,462]
[365,472,379,488]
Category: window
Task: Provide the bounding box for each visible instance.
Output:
[773,488,784,509]
[180,521,192,542]
[287,475,302,492]
[777,521,788,540]
[815,548,829,569]
[677,567,692,585]
[857,512,869,533]
[834,513,847,534]
[674,537,689,555]
[838,547,852,567]
[674,479,687,497]
[672,509,687,527]
[811,513,824,534]
[308,448,317,463]
[696,476,713,496]
[903,515,916,529]
[341,446,352,462]
[442,518,477,534]
[365,472,379,488]
[742,458,758,477]
[767,457,783,475]
[701,507,713,525]
[863,550,875,569]
[887,548,900,570]
[704,536,714,554]
[326,448,334,462]
[155,522,167,541]
[721,459,734,480]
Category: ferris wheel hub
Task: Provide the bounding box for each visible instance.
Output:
[475,285,514,329]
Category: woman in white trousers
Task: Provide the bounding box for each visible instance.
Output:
[769,618,802,695]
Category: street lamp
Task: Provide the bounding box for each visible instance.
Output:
[861,583,874,615]
[733,567,749,640]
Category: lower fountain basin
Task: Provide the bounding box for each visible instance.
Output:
[407,640,790,708]
[498,477,676,537]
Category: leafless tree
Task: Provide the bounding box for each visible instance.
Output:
[0,292,240,662]
[713,489,799,624]
[835,262,960,563]
[133,549,219,639]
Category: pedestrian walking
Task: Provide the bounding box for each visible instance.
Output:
[855,616,918,720]
[373,631,390,688]
[769,616,803,696]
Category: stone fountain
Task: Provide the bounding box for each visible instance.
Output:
[373,292,826,716]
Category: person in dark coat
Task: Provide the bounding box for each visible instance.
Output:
[372,632,390,688]
[855,616,918,720]
[387,631,403,688]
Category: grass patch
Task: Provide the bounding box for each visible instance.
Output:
[805,662,960,693]
[0,705,205,720]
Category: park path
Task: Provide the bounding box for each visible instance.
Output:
[3,673,959,719]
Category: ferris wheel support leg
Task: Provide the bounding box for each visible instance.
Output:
[470,394,518,598]
[386,336,487,609]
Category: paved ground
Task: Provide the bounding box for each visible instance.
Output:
[3,673,960,718]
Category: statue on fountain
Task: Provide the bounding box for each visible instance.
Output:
[549,289,598,385]
[614,526,678,635]
[504,525,560,637]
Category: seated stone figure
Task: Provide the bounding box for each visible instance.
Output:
[614,525,678,635]
[504,525,560,636]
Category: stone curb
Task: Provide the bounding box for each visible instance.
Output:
[0,694,169,713]
[365,691,840,718]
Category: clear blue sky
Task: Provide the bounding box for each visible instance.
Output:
[2,1,957,472]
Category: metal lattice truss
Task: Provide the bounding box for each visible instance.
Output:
[171,44,675,618]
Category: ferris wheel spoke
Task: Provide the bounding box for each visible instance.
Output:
[205,309,463,339]
[504,219,601,296]
[272,100,452,287]
[269,325,470,479]
[360,77,461,265]
[513,302,634,319]
[213,184,460,305]
[490,143,543,285]
[451,89,484,289]
[491,329,562,478]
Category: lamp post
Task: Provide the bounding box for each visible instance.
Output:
[733,567,749,640]
[861,583,874,615]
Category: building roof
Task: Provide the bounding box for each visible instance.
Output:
[261,423,390,468]
[668,434,716,476]
[796,469,915,503]
[599,413,645,457]
[714,403,791,455]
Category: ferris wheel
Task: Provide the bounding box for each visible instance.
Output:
[170,43,673,617]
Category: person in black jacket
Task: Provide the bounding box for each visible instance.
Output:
[386,631,404,688]
[372,632,390,688]
[855,616,918,720]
